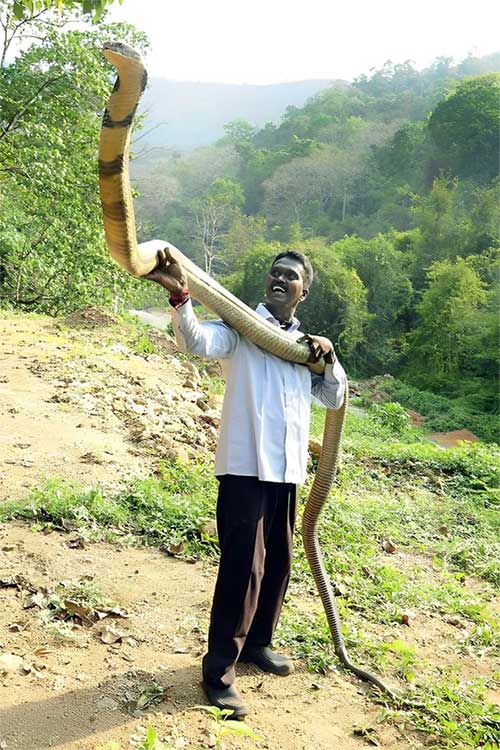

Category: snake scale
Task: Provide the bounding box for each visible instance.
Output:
[98,41,393,698]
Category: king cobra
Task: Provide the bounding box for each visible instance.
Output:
[98,41,393,698]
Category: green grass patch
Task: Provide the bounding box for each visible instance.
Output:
[0,462,219,558]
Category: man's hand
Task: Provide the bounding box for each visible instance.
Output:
[142,246,188,296]
[298,334,336,364]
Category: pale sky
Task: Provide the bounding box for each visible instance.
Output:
[106,0,500,84]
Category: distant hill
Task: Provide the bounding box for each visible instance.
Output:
[137,77,342,150]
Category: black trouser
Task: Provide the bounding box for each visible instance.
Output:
[202,474,297,688]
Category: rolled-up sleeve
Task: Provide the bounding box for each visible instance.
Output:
[172,299,239,359]
[311,360,347,409]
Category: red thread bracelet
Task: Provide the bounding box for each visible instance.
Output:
[169,288,190,309]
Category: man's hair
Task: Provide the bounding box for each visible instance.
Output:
[271,250,314,289]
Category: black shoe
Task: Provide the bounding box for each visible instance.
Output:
[239,645,294,676]
[201,680,248,719]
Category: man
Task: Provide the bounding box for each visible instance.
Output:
[145,245,346,718]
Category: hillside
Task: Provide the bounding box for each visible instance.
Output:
[137,77,341,149]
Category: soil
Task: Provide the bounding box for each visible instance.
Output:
[0,312,494,750]
[427,429,480,448]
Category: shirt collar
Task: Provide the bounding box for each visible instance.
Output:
[255,302,301,333]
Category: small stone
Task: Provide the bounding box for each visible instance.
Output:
[96,696,119,711]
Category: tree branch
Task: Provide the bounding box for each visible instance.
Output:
[0,75,63,141]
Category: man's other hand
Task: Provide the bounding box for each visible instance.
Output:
[298,334,336,364]
[142,246,188,296]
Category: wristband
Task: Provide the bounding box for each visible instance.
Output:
[169,288,190,309]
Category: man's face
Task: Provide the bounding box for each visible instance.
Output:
[264,256,308,314]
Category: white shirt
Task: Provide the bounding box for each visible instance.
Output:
[172,300,346,484]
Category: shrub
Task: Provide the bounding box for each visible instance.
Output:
[368,401,411,434]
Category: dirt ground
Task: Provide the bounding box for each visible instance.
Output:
[0,312,491,750]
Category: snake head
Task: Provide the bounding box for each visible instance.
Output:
[102,41,144,68]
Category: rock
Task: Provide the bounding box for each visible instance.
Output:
[163,422,184,433]
[181,361,201,384]
[167,357,183,372]
[371,390,390,402]
[207,394,224,411]
[205,426,219,441]
[181,415,196,430]
[170,444,191,463]
[199,519,217,538]
[96,696,119,711]
[0,653,26,675]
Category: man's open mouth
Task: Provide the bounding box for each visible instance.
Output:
[271,285,287,295]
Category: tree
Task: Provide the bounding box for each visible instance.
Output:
[172,144,241,200]
[191,178,244,275]
[0,21,148,313]
[428,74,500,183]
[262,153,334,227]
[218,118,257,145]
[8,0,120,22]
[409,176,472,286]
[337,233,413,372]
[405,258,487,391]
[222,213,265,270]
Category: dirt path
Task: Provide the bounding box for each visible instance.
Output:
[0,311,428,750]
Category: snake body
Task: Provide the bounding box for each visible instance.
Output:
[99,42,392,697]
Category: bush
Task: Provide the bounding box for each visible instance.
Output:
[384,380,499,444]
[368,401,411,434]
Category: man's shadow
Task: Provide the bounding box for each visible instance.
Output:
[0,664,205,749]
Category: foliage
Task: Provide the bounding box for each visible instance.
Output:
[9,0,120,21]
[3,371,499,749]
[368,401,411,434]
[225,237,370,358]
[0,19,148,313]
[138,726,167,750]
[336,233,413,371]
[428,74,500,182]
[404,258,496,401]
[383,379,499,444]
[1,18,498,458]
[128,51,499,424]
[195,706,262,748]
[0,462,219,556]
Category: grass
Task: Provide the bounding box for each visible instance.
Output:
[1,397,499,748]
[0,462,219,557]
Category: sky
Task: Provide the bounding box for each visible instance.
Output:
[106,0,500,84]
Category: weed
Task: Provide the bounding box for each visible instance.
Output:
[195,705,262,748]
[368,401,412,434]
[138,727,167,750]
[135,334,156,355]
